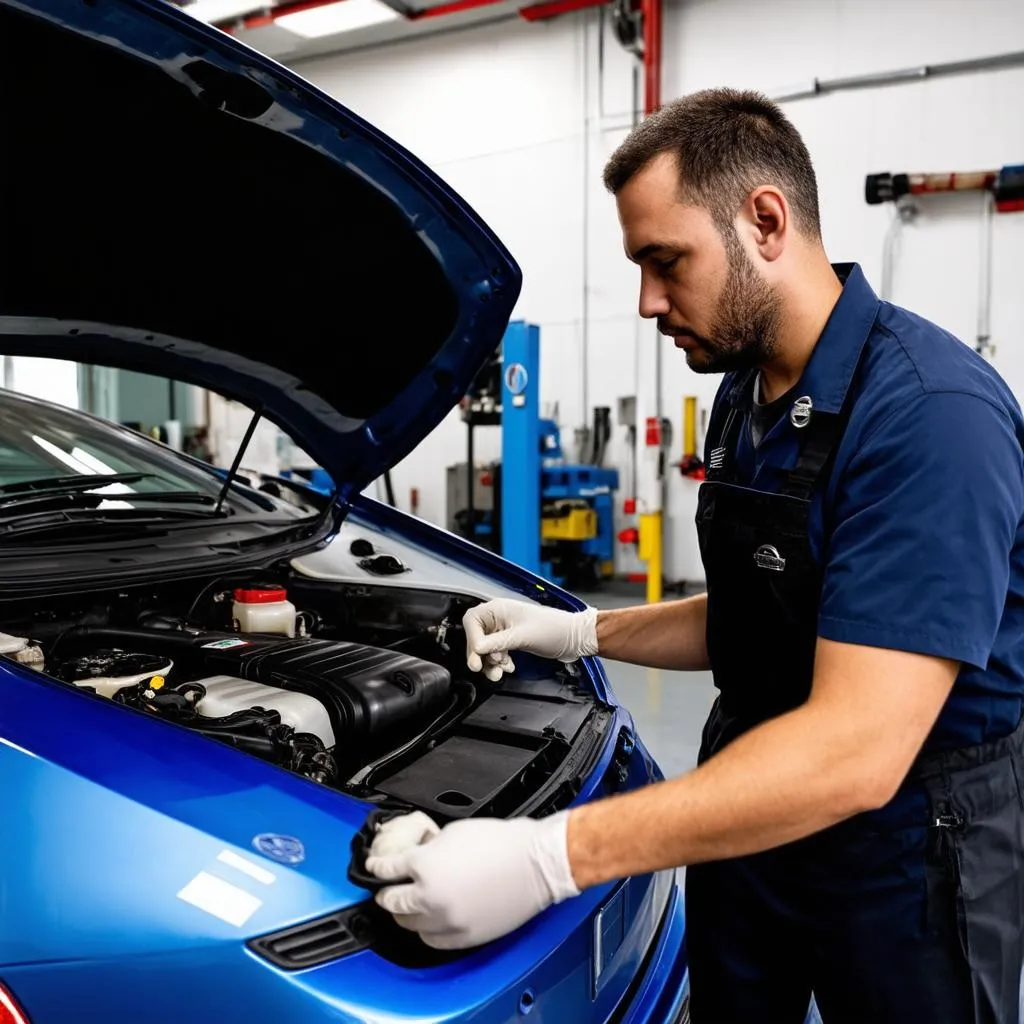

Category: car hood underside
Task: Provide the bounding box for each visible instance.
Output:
[0,0,521,501]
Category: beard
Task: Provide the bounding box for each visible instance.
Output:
[661,231,782,375]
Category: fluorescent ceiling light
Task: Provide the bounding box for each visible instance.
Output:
[183,0,263,24]
[275,0,400,38]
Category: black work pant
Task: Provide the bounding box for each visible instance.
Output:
[686,720,1024,1023]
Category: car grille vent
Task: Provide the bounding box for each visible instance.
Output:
[248,907,375,970]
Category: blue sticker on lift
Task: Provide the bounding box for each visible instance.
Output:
[504,362,529,396]
[201,638,250,650]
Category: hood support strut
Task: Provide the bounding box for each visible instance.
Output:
[214,405,264,516]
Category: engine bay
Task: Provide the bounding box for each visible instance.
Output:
[0,571,611,822]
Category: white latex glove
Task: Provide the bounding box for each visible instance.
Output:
[463,599,599,682]
[369,811,440,858]
[365,811,580,950]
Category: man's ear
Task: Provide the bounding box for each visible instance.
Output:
[739,187,788,262]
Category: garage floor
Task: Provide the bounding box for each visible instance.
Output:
[575,589,717,779]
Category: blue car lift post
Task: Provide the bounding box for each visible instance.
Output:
[500,322,618,583]
[500,321,542,576]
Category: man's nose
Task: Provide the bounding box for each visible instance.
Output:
[638,272,670,320]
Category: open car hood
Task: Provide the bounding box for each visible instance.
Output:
[0,0,521,502]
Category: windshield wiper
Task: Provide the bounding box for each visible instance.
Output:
[0,473,163,496]
[0,508,218,542]
[100,491,219,506]
[0,490,225,519]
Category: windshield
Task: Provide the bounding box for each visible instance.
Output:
[0,389,266,513]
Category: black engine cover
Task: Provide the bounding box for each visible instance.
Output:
[58,626,451,741]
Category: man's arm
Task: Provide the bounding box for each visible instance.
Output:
[596,592,709,670]
[567,637,956,886]
[364,637,957,950]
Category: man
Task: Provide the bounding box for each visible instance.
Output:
[366,88,1024,1022]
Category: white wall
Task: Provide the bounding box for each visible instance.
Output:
[8,358,79,410]
[290,0,1024,583]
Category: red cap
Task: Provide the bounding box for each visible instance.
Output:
[234,587,288,604]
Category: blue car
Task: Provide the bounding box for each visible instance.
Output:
[0,1,689,1021]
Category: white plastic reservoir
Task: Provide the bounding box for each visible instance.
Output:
[194,675,335,749]
[232,587,296,638]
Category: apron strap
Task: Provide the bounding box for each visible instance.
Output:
[779,410,846,499]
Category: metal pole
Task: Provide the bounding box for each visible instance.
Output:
[581,9,590,438]
[771,49,1024,103]
[880,196,917,301]
[466,420,475,541]
[977,193,995,359]
[639,0,663,604]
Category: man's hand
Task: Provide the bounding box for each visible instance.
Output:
[365,811,580,949]
[463,600,598,682]
[368,811,440,857]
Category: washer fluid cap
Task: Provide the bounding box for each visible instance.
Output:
[234,587,288,604]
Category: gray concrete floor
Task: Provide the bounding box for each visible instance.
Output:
[576,589,717,779]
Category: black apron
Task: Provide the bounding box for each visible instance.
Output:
[685,372,1024,1024]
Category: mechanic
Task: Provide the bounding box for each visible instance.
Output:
[366,88,1024,1023]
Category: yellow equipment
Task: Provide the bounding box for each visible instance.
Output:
[541,501,598,542]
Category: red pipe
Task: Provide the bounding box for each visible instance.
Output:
[641,0,661,114]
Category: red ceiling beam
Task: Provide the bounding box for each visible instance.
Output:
[219,0,341,32]
[407,0,507,20]
[215,0,626,37]
[518,0,606,22]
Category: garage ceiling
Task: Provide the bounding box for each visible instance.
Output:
[170,0,574,62]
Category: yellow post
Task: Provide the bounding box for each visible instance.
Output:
[683,396,697,457]
[638,511,663,604]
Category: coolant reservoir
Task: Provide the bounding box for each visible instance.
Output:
[232,587,296,638]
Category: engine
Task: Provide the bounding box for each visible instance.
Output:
[0,574,604,829]
[40,628,452,785]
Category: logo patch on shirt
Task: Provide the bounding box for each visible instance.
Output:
[709,446,727,470]
[754,544,786,572]
[789,395,813,429]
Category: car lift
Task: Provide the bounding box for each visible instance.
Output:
[459,321,619,585]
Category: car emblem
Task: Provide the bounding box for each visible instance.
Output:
[754,544,786,572]
[253,834,305,865]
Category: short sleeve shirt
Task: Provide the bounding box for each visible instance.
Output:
[705,264,1024,749]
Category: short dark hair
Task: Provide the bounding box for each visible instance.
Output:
[603,87,821,239]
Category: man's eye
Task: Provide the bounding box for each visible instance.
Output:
[654,256,679,274]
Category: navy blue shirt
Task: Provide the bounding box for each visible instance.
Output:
[706,264,1024,749]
